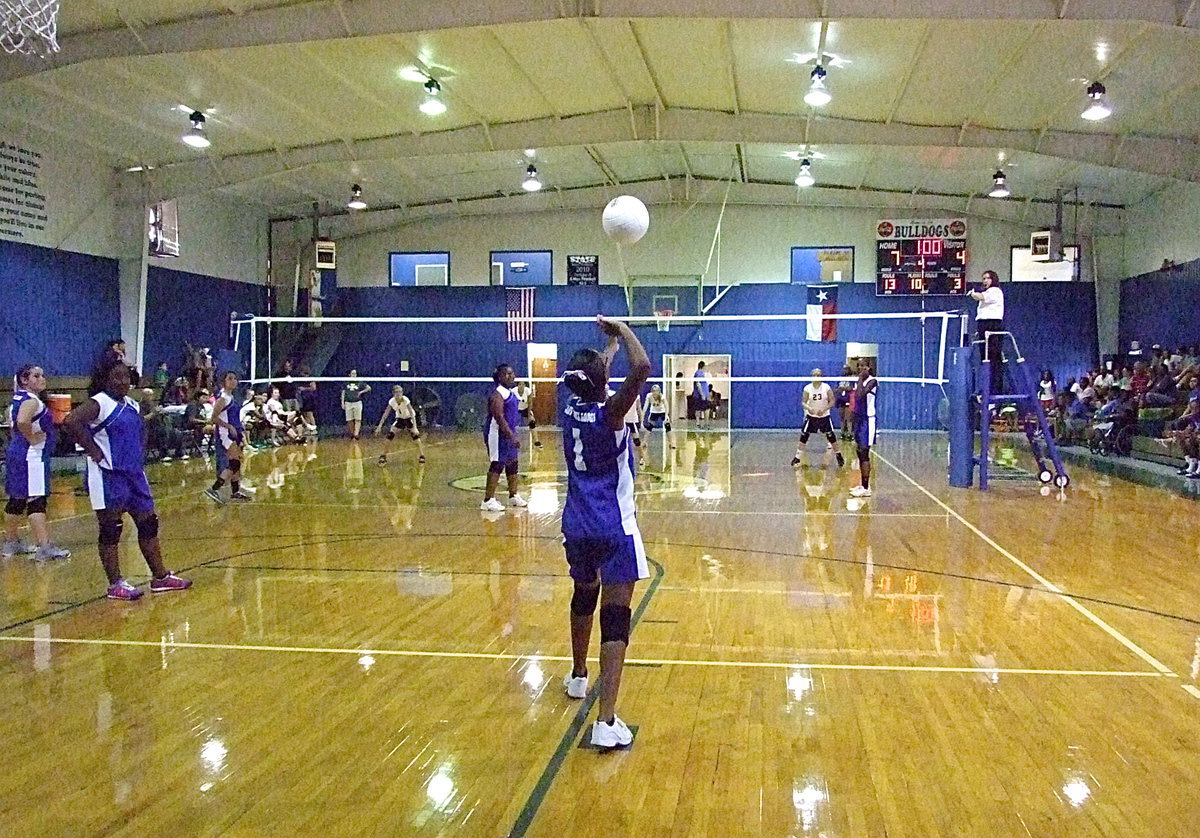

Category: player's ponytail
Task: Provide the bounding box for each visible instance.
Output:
[563,348,606,401]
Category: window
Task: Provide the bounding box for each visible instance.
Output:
[791,246,854,284]
[490,250,552,286]
[390,251,450,286]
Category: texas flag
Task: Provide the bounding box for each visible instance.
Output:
[806,284,838,342]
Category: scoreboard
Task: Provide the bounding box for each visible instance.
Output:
[876,218,968,296]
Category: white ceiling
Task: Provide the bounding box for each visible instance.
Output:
[2,0,1199,228]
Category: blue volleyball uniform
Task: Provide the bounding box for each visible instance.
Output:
[852,376,878,448]
[483,385,520,464]
[560,394,648,585]
[86,392,154,514]
[214,388,244,471]
[4,391,54,499]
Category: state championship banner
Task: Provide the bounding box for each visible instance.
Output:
[806,284,838,342]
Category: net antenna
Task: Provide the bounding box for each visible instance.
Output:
[1,0,60,56]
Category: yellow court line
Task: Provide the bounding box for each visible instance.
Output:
[0,635,1174,677]
[874,451,1176,677]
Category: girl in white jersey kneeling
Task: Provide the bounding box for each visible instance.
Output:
[559,316,651,749]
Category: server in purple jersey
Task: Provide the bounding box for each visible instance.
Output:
[558,316,651,750]
[64,355,190,601]
[480,363,527,512]
[3,364,70,561]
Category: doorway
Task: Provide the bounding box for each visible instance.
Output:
[663,353,732,426]
[527,343,558,426]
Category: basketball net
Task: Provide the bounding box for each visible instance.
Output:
[1,0,60,57]
[655,309,674,333]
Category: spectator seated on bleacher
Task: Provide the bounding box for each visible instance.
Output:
[1159,391,1200,478]
[1059,391,1094,445]
[239,391,269,448]
[1087,389,1137,455]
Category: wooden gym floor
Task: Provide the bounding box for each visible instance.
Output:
[1,430,1198,837]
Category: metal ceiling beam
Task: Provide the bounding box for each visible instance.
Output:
[141,106,1200,200]
[6,0,1196,84]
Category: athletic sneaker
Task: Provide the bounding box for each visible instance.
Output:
[1188,472,1200,480]
[205,488,226,505]
[1177,467,1191,476]
[563,673,588,699]
[35,544,71,561]
[508,494,529,508]
[790,455,802,467]
[2,540,37,558]
[849,485,873,498]
[591,716,633,748]
[230,491,253,501]
[533,441,543,449]
[418,455,426,463]
[150,572,192,593]
[106,579,143,601]
[377,455,388,466]
[480,498,505,512]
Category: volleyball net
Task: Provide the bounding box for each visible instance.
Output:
[235,310,967,432]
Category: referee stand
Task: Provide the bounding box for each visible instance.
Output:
[948,331,1069,490]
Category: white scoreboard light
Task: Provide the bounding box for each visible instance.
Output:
[876,218,968,296]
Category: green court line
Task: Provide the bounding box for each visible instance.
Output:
[507,556,665,838]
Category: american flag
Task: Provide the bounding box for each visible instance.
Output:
[506,287,535,342]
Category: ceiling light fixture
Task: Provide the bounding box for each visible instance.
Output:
[803,65,831,107]
[1081,80,1112,121]
[988,170,1011,198]
[794,159,815,188]
[419,78,447,115]
[181,111,210,148]
[521,164,542,192]
[347,184,367,210]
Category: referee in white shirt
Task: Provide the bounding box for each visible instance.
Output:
[968,270,1005,396]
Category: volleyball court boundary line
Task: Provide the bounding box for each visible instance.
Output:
[872,450,1199,698]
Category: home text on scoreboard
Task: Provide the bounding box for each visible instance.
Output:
[875,218,968,296]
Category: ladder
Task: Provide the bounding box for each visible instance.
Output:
[977,331,1070,491]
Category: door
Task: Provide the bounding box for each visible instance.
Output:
[531,356,557,425]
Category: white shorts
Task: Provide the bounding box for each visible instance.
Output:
[343,401,363,421]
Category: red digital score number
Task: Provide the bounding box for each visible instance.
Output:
[916,238,943,257]
[884,277,897,292]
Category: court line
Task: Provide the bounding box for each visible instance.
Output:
[0,636,1172,678]
[507,556,665,838]
[874,451,1176,677]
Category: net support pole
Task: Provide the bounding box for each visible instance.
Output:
[947,346,974,488]
[249,317,257,384]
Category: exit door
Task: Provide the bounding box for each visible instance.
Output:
[528,346,558,426]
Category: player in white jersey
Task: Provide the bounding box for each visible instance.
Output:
[791,369,845,469]
[849,358,879,498]
[559,316,651,749]
[514,380,542,449]
[623,388,646,467]
[374,385,426,464]
[3,364,70,560]
[642,384,676,449]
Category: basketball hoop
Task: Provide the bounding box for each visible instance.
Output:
[654,309,674,332]
[1,0,60,57]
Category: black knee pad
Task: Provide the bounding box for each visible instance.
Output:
[824,431,838,444]
[488,460,504,475]
[857,446,870,464]
[26,496,47,515]
[599,604,631,646]
[228,458,241,475]
[664,421,672,432]
[386,431,396,440]
[135,513,159,540]
[505,460,518,477]
[798,432,811,444]
[410,430,421,440]
[570,583,599,616]
[5,497,27,516]
[528,419,537,430]
[98,517,123,546]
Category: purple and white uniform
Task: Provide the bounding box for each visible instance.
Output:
[4,391,54,499]
[560,394,648,585]
[483,385,520,464]
[86,392,154,514]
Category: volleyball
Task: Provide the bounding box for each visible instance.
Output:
[601,195,650,245]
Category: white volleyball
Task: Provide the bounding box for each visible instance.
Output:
[601,195,650,245]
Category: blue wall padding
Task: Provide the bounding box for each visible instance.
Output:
[0,238,120,376]
[1118,259,1200,351]
[143,266,267,376]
